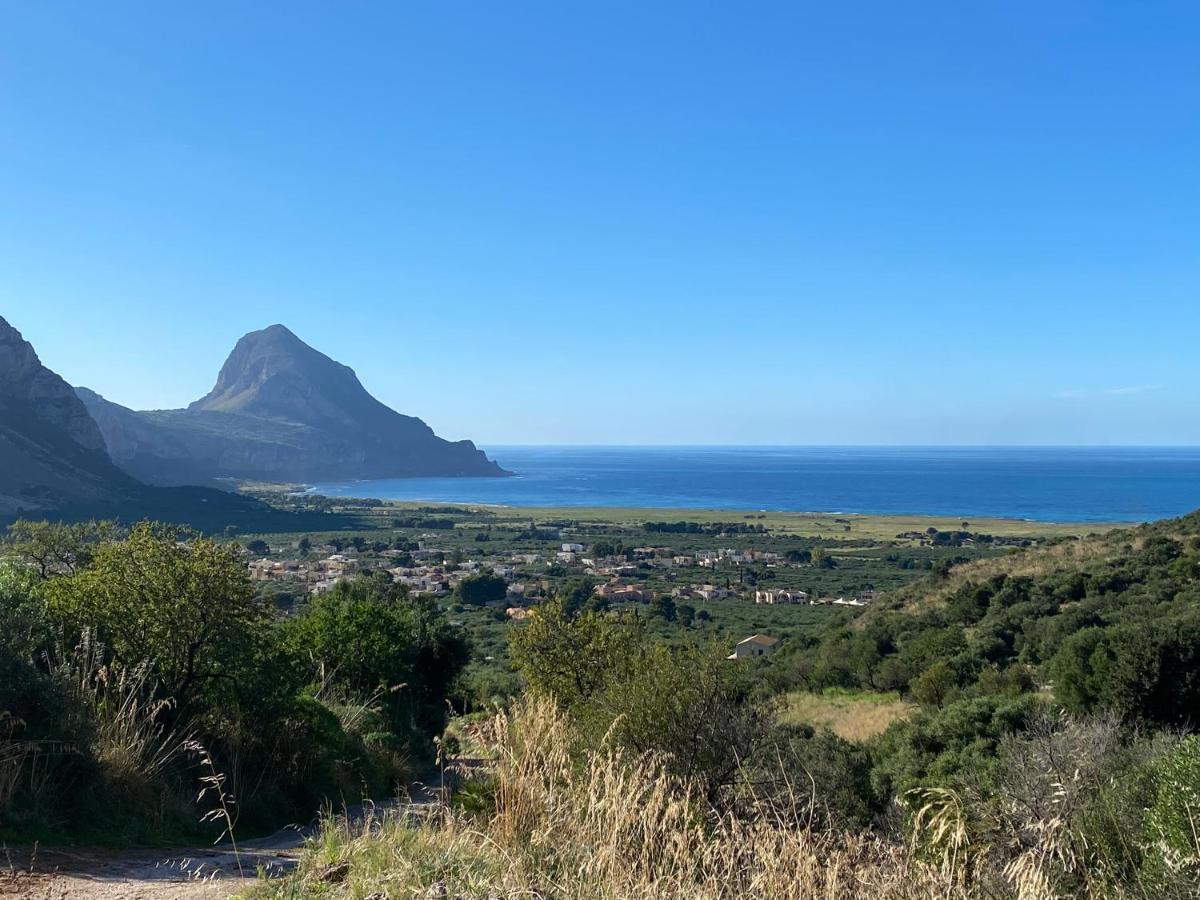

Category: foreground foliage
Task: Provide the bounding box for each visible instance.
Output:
[0,520,467,842]
[253,698,1200,899]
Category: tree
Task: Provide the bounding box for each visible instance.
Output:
[4,519,118,579]
[282,575,469,738]
[557,576,598,617]
[298,536,312,555]
[43,522,267,718]
[509,598,641,708]
[458,573,508,606]
[650,594,677,622]
[245,538,270,556]
[911,660,957,708]
[1050,616,1200,727]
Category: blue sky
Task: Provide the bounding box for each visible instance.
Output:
[2,2,1198,444]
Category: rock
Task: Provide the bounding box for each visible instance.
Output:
[318,860,351,883]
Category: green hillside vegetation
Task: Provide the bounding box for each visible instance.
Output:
[6,504,1200,896]
[252,511,1200,899]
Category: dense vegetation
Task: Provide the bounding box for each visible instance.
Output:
[252,509,1200,898]
[0,520,467,843]
[7,500,1200,896]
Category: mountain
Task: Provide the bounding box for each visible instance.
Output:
[78,324,508,486]
[0,316,275,526]
[0,315,140,516]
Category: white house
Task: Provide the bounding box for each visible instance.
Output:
[754,589,809,605]
[727,634,780,660]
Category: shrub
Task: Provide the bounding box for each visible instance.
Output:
[283,575,469,746]
[1142,735,1200,889]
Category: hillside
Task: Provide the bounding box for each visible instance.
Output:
[781,510,1200,732]
[0,316,141,517]
[79,325,508,486]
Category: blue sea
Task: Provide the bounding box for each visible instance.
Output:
[309,446,1200,523]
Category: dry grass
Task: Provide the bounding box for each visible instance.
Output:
[248,701,1200,900]
[249,697,953,899]
[780,689,916,742]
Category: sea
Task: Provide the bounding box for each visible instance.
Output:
[308,446,1200,524]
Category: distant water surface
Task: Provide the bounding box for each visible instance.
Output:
[309,446,1200,523]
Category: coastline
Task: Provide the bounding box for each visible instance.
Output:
[248,483,1121,540]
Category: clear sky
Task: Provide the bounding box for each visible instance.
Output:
[2,2,1198,445]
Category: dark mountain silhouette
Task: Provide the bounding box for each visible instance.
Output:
[0,316,274,526]
[79,324,508,486]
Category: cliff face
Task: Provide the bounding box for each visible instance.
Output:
[0,316,138,516]
[0,317,110,455]
[80,324,508,486]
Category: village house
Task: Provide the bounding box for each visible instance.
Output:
[562,542,585,553]
[594,582,653,603]
[727,634,780,660]
[754,589,809,605]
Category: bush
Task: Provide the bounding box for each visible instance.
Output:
[580,642,769,803]
[1142,735,1200,888]
[457,573,507,606]
[283,576,469,746]
[508,598,640,708]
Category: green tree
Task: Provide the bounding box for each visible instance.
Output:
[558,576,599,617]
[582,642,769,802]
[650,594,677,622]
[283,576,469,738]
[457,573,508,606]
[4,519,118,579]
[43,521,267,718]
[509,598,641,708]
[910,660,957,708]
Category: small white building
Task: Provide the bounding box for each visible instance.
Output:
[727,634,780,660]
[754,589,809,605]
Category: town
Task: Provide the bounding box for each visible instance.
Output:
[234,499,1064,683]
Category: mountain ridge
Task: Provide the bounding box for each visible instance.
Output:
[79,324,508,485]
[0,315,281,526]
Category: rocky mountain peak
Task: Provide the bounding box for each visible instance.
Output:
[0,315,109,455]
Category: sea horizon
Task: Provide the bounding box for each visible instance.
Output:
[310,445,1200,524]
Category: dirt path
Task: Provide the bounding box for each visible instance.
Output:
[0,771,455,900]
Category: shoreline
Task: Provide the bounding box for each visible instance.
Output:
[248,484,1124,539]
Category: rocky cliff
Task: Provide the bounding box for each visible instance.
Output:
[0,316,299,526]
[0,315,141,516]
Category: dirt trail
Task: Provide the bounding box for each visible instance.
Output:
[1,772,453,900]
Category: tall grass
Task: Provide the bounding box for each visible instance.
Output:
[253,697,950,898]
[59,634,184,796]
[253,700,1200,899]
